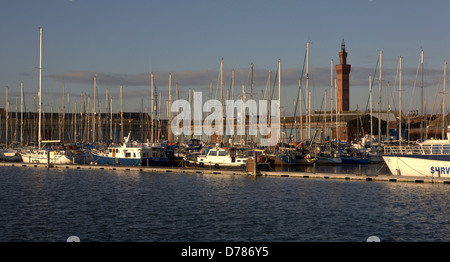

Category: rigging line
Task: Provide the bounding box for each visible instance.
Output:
[427,66,444,135]
[288,49,307,142]
[361,56,379,133]
[318,91,326,134]
[270,67,278,101]
[245,66,251,95]
[263,71,269,100]
[30,33,40,113]
[214,70,220,100]
[228,70,233,100]
[407,56,422,115]
[390,61,400,113]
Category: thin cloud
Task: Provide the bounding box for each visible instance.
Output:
[46,65,447,94]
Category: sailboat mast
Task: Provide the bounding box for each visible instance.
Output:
[268,71,271,126]
[330,59,333,141]
[168,73,172,142]
[399,56,402,145]
[443,61,447,139]
[369,76,373,145]
[420,50,424,141]
[335,79,338,141]
[93,75,96,144]
[110,95,113,142]
[38,27,43,148]
[120,85,123,141]
[231,70,235,101]
[62,82,65,143]
[20,82,23,146]
[278,59,281,145]
[299,79,303,143]
[324,90,327,142]
[6,87,8,148]
[150,72,154,143]
[306,41,310,141]
[378,50,382,143]
[220,58,224,105]
[386,81,390,143]
[251,63,254,100]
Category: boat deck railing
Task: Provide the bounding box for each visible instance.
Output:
[384,144,450,155]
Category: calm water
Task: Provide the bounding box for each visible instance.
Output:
[0,166,449,242]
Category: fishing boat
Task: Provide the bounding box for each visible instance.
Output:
[92,133,169,166]
[185,147,248,169]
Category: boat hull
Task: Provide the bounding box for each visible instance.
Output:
[383,155,450,178]
[340,157,369,164]
[92,154,169,166]
[315,157,342,165]
[21,153,72,164]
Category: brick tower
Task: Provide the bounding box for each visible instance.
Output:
[335,39,351,111]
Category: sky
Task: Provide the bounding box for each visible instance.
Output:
[1,0,450,117]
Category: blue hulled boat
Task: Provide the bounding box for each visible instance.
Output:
[92,133,169,166]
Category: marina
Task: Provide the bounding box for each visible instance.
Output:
[2,28,450,185]
[1,27,450,185]
[2,2,450,247]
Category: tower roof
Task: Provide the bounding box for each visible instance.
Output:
[341,38,345,50]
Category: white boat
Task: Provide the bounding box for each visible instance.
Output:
[185,148,248,169]
[20,149,72,164]
[383,129,450,177]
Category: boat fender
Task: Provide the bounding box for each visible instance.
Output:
[305,154,311,159]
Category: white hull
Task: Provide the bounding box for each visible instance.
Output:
[186,148,247,168]
[20,151,72,164]
[383,155,450,178]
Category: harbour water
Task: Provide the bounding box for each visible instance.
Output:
[1,165,449,244]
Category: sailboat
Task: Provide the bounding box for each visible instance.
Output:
[19,27,73,165]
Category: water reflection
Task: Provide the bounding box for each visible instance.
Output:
[0,166,448,242]
[274,164,390,175]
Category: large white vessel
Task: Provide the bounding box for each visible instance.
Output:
[383,131,450,178]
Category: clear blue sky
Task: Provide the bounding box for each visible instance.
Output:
[1,0,450,116]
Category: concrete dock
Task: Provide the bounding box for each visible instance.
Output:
[1,162,450,184]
